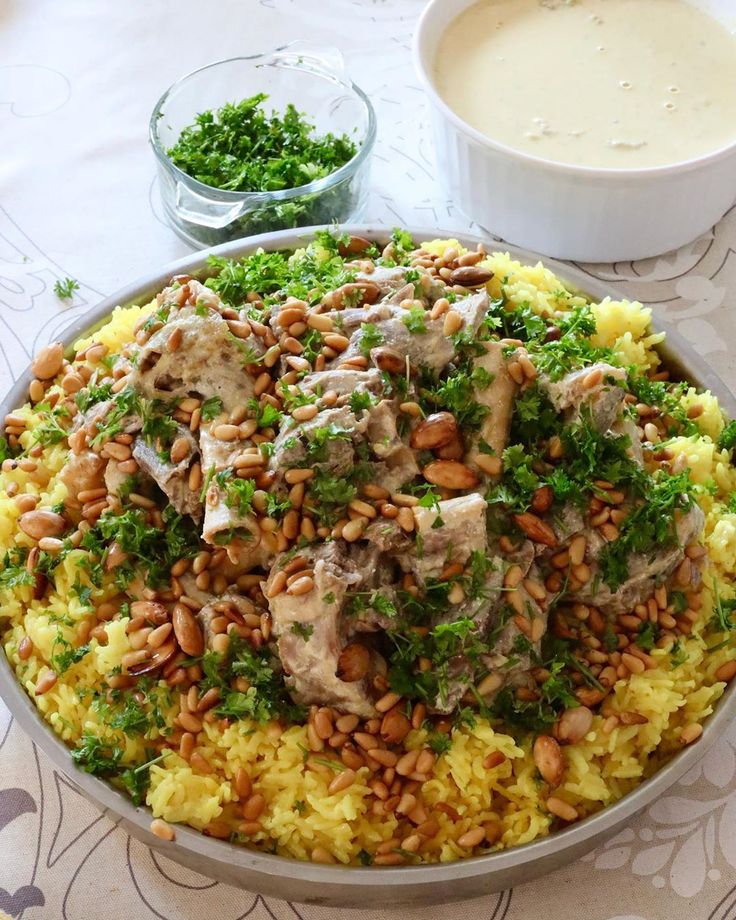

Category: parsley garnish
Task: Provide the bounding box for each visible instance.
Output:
[211,637,305,723]
[599,471,696,590]
[167,94,356,194]
[290,622,314,641]
[200,396,223,421]
[0,549,35,590]
[359,323,384,357]
[50,630,90,674]
[307,469,357,525]
[402,305,427,334]
[635,621,659,651]
[718,420,736,453]
[349,391,374,416]
[418,363,489,432]
[219,473,256,515]
[75,382,114,413]
[71,733,123,775]
[427,732,453,756]
[54,277,80,300]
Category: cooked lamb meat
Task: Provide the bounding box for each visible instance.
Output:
[465,340,518,475]
[199,426,247,473]
[542,362,627,432]
[103,459,130,499]
[363,517,411,555]
[59,450,106,519]
[266,544,378,718]
[384,282,416,306]
[132,425,201,521]
[331,290,492,377]
[201,482,266,564]
[551,503,588,547]
[75,399,141,439]
[269,405,363,476]
[344,304,455,373]
[430,549,545,715]
[300,367,385,401]
[343,544,399,633]
[573,503,705,615]
[355,265,439,298]
[365,399,420,491]
[269,398,417,495]
[451,289,490,331]
[129,303,259,411]
[405,493,488,585]
[612,415,645,464]
[356,265,408,292]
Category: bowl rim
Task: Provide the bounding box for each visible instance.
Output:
[2,223,735,901]
[413,0,736,180]
[149,48,377,204]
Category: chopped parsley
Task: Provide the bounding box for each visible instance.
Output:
[302,424,352,465]
[290,622,314,641]
[710,579,736,634]
[635,621,659,652]
[53,277,80,300]
[0,549,35,590]
[210,636,305,724]
[402,305,427,334]
[75,381,113,413]
[140,402,179,461]
[207,235,356,308]
[307,469,357,525]
[50,630,90,675]
[348,391,374,416]
[33,403,71,446]
[718,420,736,453]
[200,396,223,421]
[492,661,577,732]
[167,93,356,194]
[359,323,384,357]
[427,731,453,756]
[93,504,199,587]
[599,471,697,590]
[109,695,152,737]
[418,363,489,432]
[90,387,141,446]
[219,472,256,515]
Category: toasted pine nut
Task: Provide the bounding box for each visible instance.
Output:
[35,671,58,695]
[457,826,485,848]
[546,796,578,822]
[150,818,175,841]
[286,575,314,596]
[681,723,703,745]
[328,769,356,795]
[716,660,736,682]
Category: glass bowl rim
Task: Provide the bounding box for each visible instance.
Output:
[149,49,377,204]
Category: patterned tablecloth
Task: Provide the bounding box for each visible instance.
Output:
[2,1,736,918]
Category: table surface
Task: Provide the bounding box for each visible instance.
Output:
[2,1,736,918]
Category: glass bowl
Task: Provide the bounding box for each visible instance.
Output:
[149,44,376,247]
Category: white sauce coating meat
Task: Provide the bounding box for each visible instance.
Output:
[65,239,709,723]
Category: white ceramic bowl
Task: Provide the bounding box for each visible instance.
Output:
[413,0,736,262]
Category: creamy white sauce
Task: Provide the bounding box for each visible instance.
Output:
[432,0,736,168]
